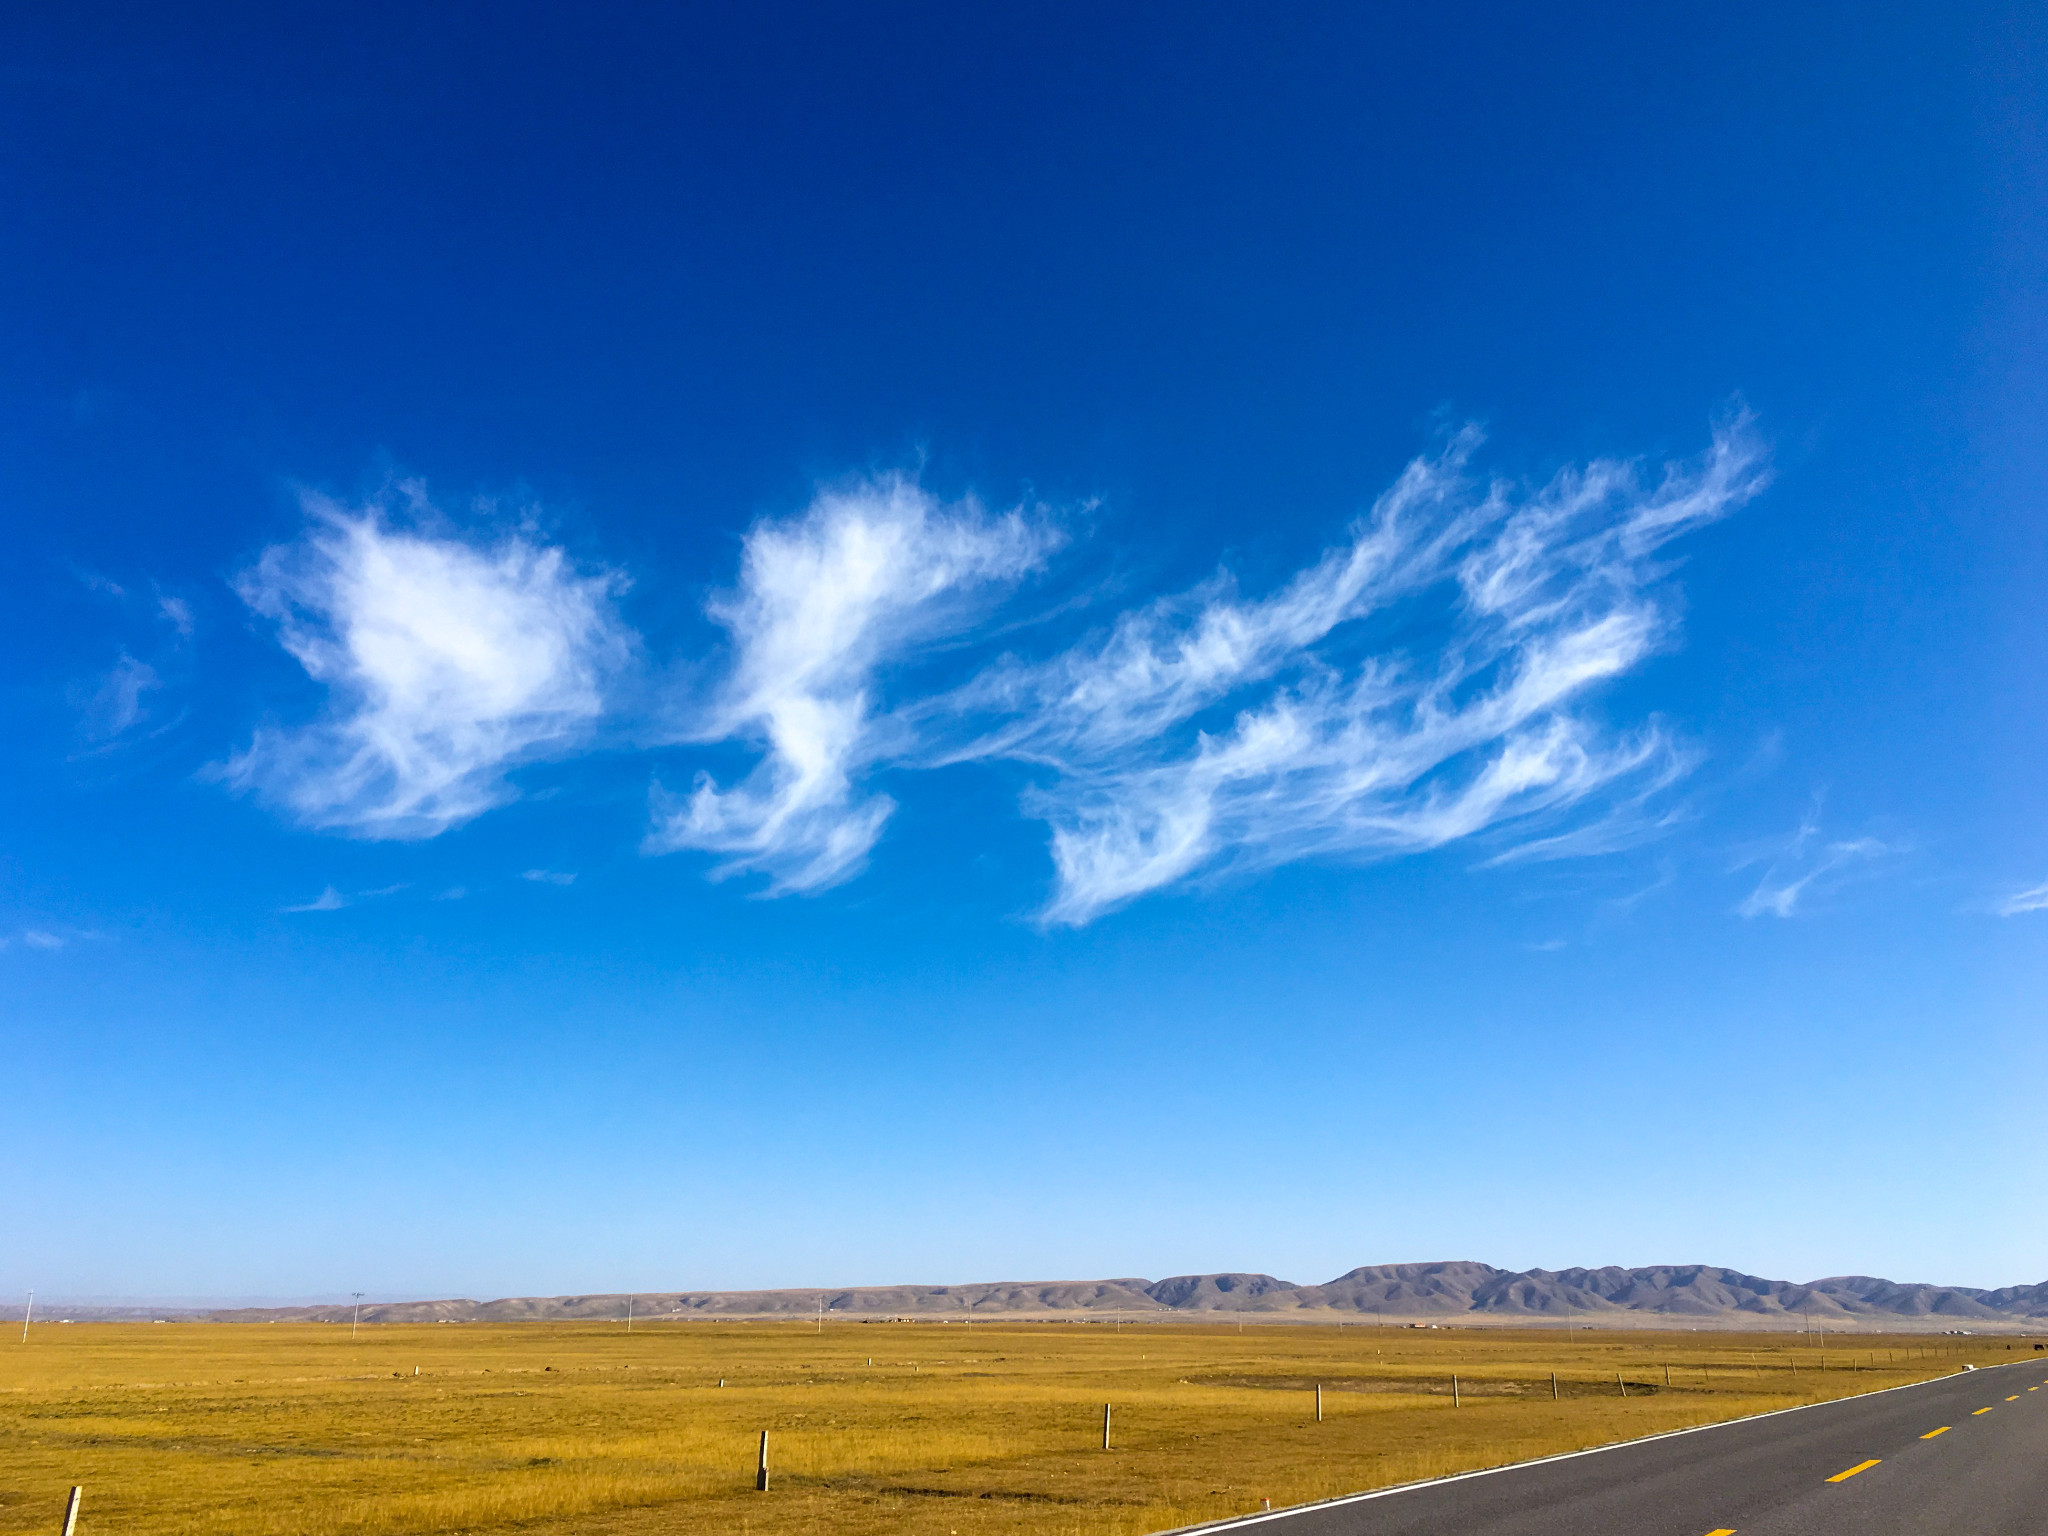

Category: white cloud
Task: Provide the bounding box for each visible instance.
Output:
[943,415,1769,924]
[1995,882,2048,917]
[69,576,195,752]
[80,651,162,741]
[21,929,65,950]
[645,474,1058,892]
[227,484,631,839]
[241,418,1759,923]
[283,882,410,912]
[521,869,576,885]
[1735,807,1895,918]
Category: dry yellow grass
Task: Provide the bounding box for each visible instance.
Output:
[0,1319,2026,1536]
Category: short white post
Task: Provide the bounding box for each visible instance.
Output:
[61,1486,81,1536]
[755,1430,770,1491]
[1102,1402,1112,1449]
[1315,1382,1322,1422]
[1452,1374,1460,1407]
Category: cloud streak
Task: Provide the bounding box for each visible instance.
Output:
[227,484,631,839]
[943,415,1769,922]
[233,416,1768,926]
[1735,806,1895,918]
[644,475,1058,892]
[81,652,162,741]
[1995,881,2048,917]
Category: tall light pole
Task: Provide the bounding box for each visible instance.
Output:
[352,1293,365,1338]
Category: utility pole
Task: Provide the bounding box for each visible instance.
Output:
[20,1291,30,1343]
[352,1293,365,1338]
[627,1297,633,1333]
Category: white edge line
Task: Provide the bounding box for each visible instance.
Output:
[1151,1359,2025,1535]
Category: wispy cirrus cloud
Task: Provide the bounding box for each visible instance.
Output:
[649,414,1765,921]
[227,484,632,839]
[70,573,195,752]
[937,414,1769,923]
[232,414,1767,926]
[1995,881,2048,917]
[283,882,409,913]
[1734,804,1897,918]
[79,651,162,741]
[5,925,105,951]
[644,474,1059,893]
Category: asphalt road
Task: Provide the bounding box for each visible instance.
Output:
[1194,1357,2048,1536]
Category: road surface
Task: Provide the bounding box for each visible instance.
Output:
[1189,1357,2048,1535]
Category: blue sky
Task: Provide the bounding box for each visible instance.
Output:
[3,1,2045,1302]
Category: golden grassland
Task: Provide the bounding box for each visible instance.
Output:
[0,1318,2031,1536]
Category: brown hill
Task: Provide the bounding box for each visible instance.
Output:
[46,1263,2048,1329]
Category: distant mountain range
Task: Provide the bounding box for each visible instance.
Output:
[42,1262,2048,1329]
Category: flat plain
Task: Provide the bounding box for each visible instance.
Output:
[0,1320,2026,1536]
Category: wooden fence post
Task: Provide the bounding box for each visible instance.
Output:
[1452,1374,1460,1407]
[1315,1383,1322,1422]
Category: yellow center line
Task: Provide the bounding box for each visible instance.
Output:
[1825,1460,1881,1483]
[1920,1426,1950,1438]
[1973,1407,1994,1415]
[2008,1395,2021,1401]
[1702,1529,1737,1535]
